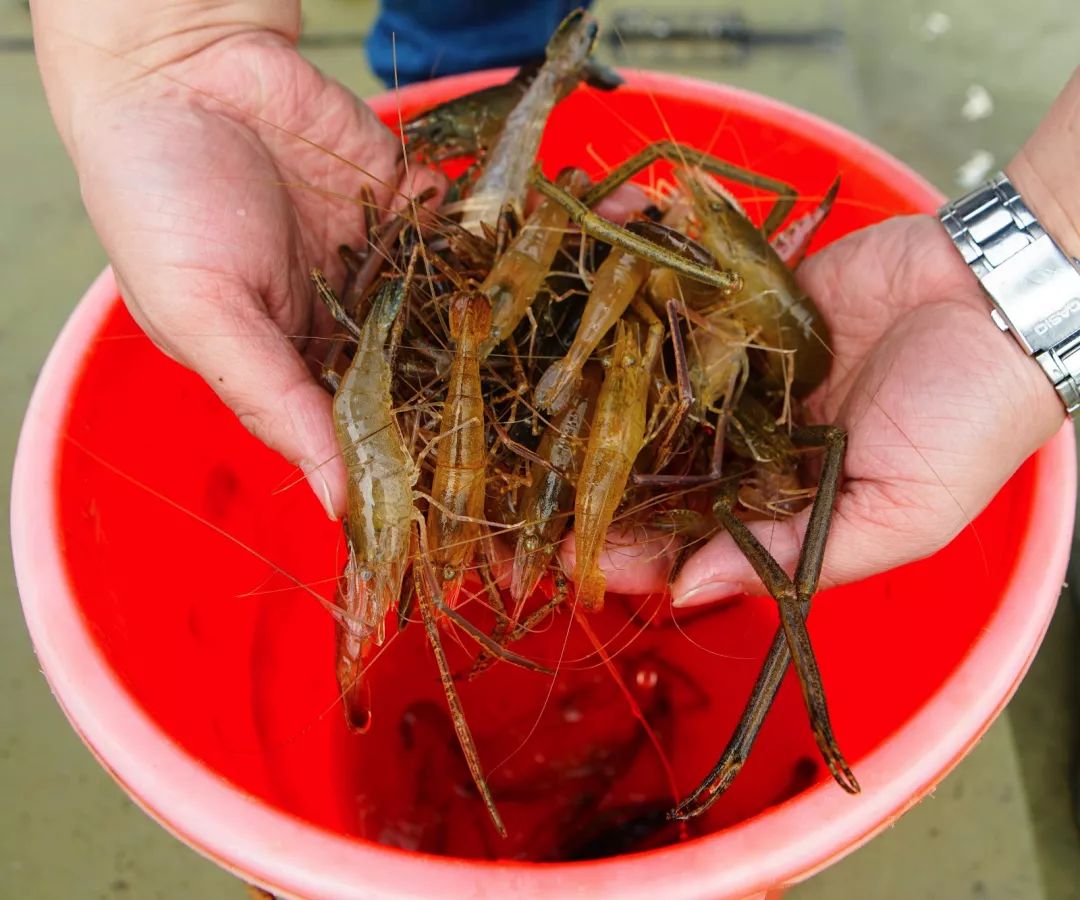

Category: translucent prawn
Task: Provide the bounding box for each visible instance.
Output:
[458,8,601,233]
[510,363,602,606]
[477,167,592,358]
[533,244,651,415]
[312,271,416,731]
[676,167,833,396]
[426,292,492,605]
[573,317,663,611]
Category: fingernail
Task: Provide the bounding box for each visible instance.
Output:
[301,462,336,520]
[672,581,741,608]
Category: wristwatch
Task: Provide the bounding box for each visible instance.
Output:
[938,171,1080,415]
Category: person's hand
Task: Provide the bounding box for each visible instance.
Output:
[36,13,439,518]
[72,33,441,518]
[563,212,1066,604]
[559,67,1080,604]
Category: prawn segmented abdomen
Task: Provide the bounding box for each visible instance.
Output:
[511,363,601,604]
[426,293,492,602]
[535,247,651,414]
[459,10,600,232]
[572,322,651,612]
[333,283,415,652]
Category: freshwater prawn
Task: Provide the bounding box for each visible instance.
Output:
[311,271,416,731]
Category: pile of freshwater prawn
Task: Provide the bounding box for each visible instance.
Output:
[316,9,856,837]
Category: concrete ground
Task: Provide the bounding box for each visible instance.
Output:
[2,0,1078,896]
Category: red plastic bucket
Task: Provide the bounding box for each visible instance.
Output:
[13,71,1076,898]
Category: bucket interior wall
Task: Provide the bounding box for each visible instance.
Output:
[54,79,1035,862]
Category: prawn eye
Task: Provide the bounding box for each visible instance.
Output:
[442,565,457,582]
[523,535,539,552]
[359,568,375,583]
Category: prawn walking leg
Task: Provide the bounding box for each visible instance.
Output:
[532,171,743,295]
[413,547,508,837]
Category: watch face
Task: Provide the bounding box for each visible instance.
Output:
[980,234,1080,354]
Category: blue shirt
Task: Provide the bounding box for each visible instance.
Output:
[367,0,588,86]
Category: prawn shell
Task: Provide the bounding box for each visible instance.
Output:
[534,246,651,414]
[511,364,601,604]
[334,281,414,648]
[331,281,415,727]
[427,293,492,591]
[572,322,651,612]
[680,170,832,396]
[478,167,591,358]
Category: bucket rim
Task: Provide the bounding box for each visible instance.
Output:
[12,69,1076,899]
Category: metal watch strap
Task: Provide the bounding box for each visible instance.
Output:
[939,172,1080,414]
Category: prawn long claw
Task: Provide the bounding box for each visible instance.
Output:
[531,170,743,294]
[672,425,858,821]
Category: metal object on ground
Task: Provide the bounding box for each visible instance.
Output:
[604,10,843,63]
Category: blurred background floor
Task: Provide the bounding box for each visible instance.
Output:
[1,0,1077,896]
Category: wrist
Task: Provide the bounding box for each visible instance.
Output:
[31,1,299,156]
[937,175,1073,431]
[928,222,1067,435]
[1006,67,1080,260]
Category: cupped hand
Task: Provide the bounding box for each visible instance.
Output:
[69,30,440,517]
[561,213,1065,603]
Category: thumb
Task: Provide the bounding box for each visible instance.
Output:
[123,274,346,519]
[557,525,673,596]
[195,310,346,519]
[669,479,955,608]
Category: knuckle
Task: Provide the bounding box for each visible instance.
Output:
[235,409,269,445]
